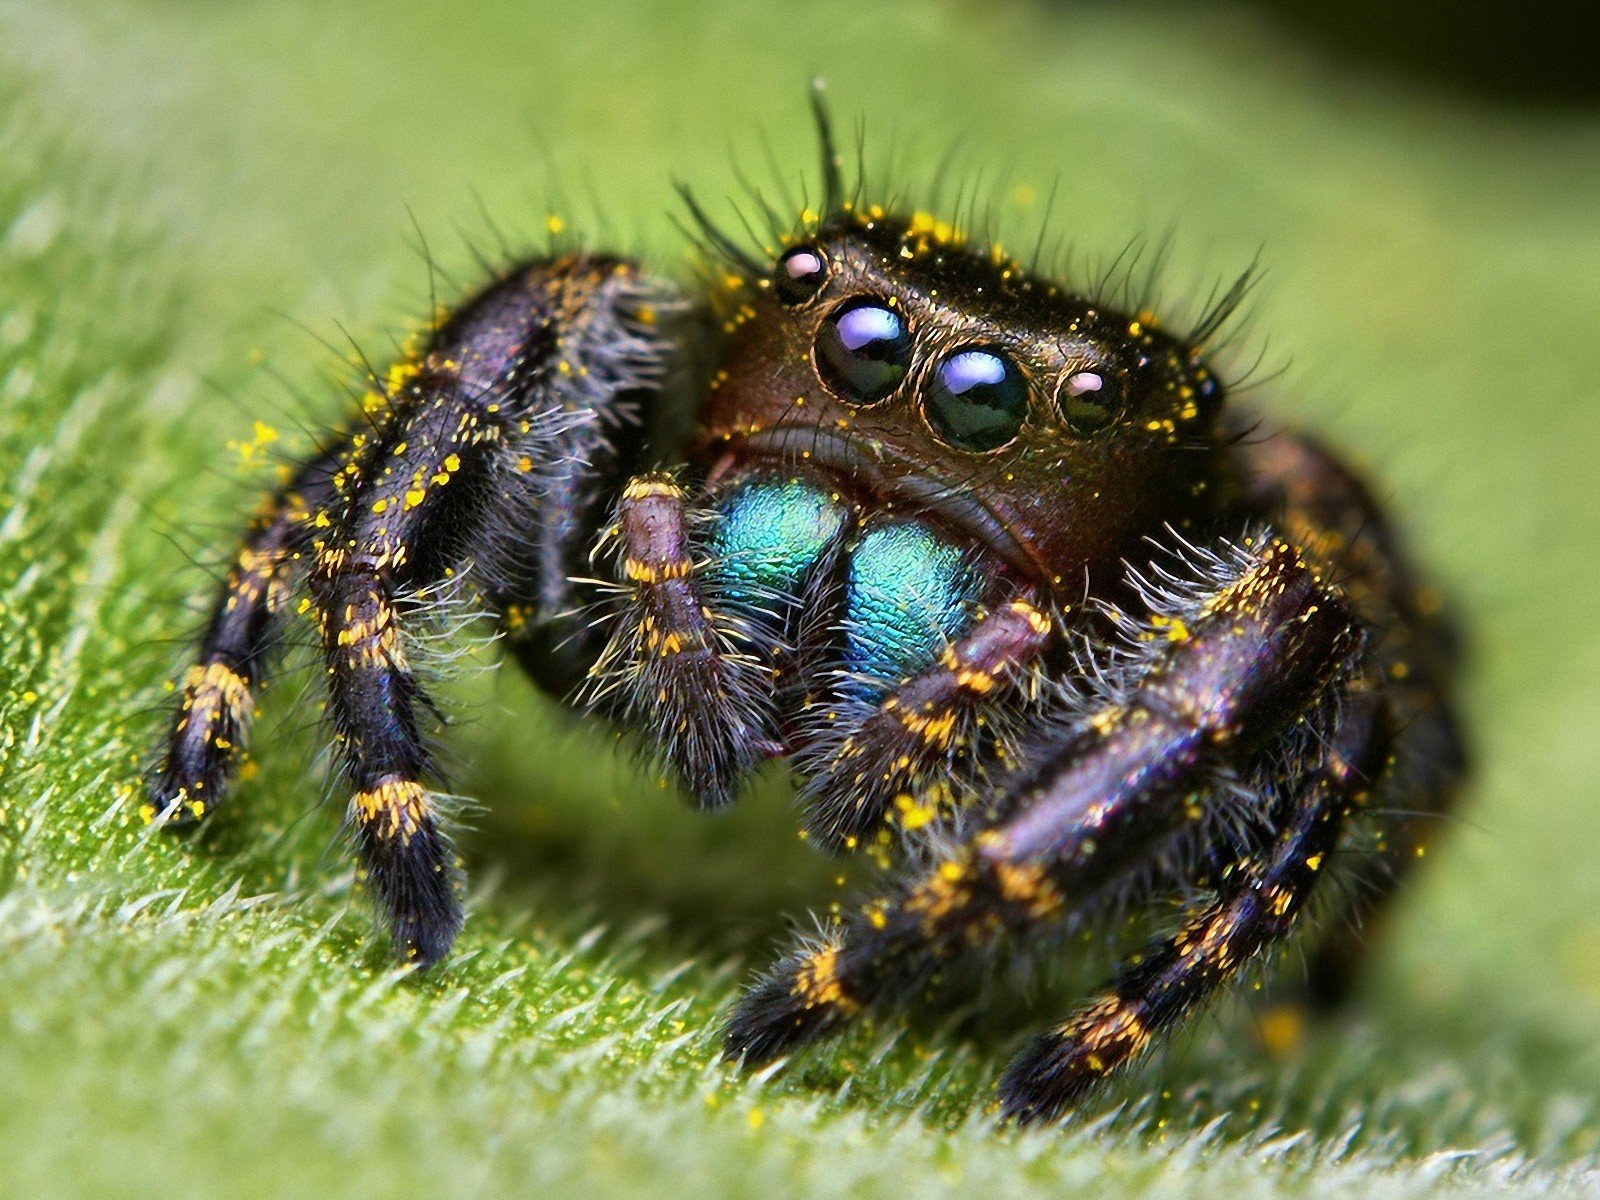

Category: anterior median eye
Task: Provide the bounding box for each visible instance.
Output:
[924,348,1028,451]
[815,298,913,404]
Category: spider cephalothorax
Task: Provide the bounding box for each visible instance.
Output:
[148,93,1465,1123]
[697,207,1232,587]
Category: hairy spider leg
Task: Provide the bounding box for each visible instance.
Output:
[147,445,341,825]
[1232,427,1467,1007]
[792,595,1053,853]
[584,473,792,807]
[152,256,676,966]
[999,684,1388,1122]
[723,537,1365,1081]
[585,470,1050,830]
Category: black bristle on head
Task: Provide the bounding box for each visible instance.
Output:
[677,82,852,277]
[1190,258,1263,345]
[809,77,843,215]
[673,181,765,277]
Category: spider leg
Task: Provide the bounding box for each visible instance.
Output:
[725,535,1365,1072]
[152,255,676,966]
[1303,691,1461,1007]
[1231,422,1468,1006]
[999,686,1389,1122]
[146,446,339,825]
[793,596,1053,852]
[585,472,833,807]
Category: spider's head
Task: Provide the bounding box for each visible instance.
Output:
[694,204,1241,586]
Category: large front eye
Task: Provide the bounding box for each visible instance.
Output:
[815,298,913,404]
[924,348,1029,451]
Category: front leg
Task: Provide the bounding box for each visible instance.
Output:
[1231,423,1468,1008]
[793,596,1053,852]
[583,471,857,806]
[584,473,782,807]
[725,534,1370,1087]
[1000,687,1388,1121]
[152,255,677,966]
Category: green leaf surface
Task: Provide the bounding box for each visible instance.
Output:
[2,2,1598,1196]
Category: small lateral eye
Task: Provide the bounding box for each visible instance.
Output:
[925,348,1029,452]
[775,246,828,305]
[1057,368,1122,435]
[815,298,913,404]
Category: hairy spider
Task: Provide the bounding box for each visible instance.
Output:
[148,92,1466,1123]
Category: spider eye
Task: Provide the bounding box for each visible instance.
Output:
[1056,368,1122,435]
[815,298,912,404]
[775,246,828,305]
[924,348,1028,451]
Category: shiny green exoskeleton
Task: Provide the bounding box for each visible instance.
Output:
[708,477,981,703]
[148,92,1466,1123]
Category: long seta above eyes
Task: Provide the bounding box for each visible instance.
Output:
[679,85,1264,383]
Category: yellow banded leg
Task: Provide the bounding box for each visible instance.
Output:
[149,446,337,826]
[998,691,1388,1122]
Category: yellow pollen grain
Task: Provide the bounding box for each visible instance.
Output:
[228,420,280,466]
[1256,1005,1307,1057]
[893,794,937,831]
[1151,613,1191,643]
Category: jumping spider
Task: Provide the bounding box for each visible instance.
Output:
[149,94,1466,1123]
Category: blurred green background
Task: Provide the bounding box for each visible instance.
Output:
[2,1,1598,1197]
